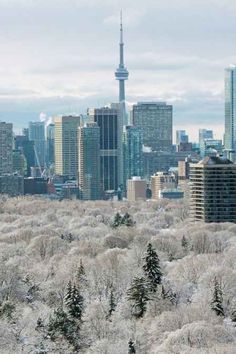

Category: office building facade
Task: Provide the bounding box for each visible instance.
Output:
[78,123,101,200]
[131,102,172,152]
[225,66,236,151]
[0,122,13,175]
[127,177,146,202]
[190,156,236,222]
[123,125,143,190]
[29,121,46,167]
[88,106,123,192]
[151,172,176,200]
[176,130,188,146]
[54,116,80,179]
[199,129,213,157]
[46,123,55,166]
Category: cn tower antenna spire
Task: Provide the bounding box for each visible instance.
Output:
[120,10,123,44]
[115,10,129,103]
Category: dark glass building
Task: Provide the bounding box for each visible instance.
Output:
[123,125,143,191]
[14,134,35,177]
[88,105,123,192]
[78,123,101,200]
[131,102,172,152]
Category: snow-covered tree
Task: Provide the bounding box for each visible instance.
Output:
[211,277,224,317]
[143,243,162,292]
[128,339,136,353]
[65,283,84,321]
[127,276,150,318]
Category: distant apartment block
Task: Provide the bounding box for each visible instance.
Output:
[190,156,236,222]
[127,177,146,201]
[151,172,176,200]
[54,116,80,179]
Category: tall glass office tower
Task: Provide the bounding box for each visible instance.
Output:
[225,66,236,151]
[123,126,143,190]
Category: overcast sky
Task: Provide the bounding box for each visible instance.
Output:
[0,0,236,140]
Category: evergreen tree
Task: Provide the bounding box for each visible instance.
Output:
[65,283,84,321]
[108,288,116,318]
[127,276,150,318]
[211,277,224,317]
[231,308,236,322]
[128,339,136,353]
[76,259,87,286]
[112,212,123,228]
[65,280,73,304]
[122,212,134,227]
[181,235,188,251]
[143,243,162,292]
[47,307,76,343]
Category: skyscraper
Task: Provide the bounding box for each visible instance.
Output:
[78,123,101,200]
[115,12,129,126]
[88,106,123,192]
[29,121,46,167]
[15,134,35,177]
[199,129,213,157]
[225,65,236,152]
[54,116,80,179]
[46,123,55,166]
[176,130,188,145]
[131,102,173,152]
[123,125,143,190]
[0,122,13,175]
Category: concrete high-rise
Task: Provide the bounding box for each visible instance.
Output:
[127,177,146,202]
[78,123,101,200]
[190,156,236,222]
[151,172,176,200]
[115,12,129,126]
[0,122,13,175]
[225,66,236,152]
[131,102,173,152]
[54,116,80,179]
[29,121,46,167]
[123,125,143,190]
[88,106,123,192]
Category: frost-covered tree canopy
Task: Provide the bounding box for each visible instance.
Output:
[0,196,236,353]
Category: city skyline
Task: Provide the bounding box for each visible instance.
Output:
[0,1,236,140]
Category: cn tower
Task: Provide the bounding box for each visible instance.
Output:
[115,11,129,103]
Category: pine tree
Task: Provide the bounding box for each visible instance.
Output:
[47,307,75,342]
[76,259,87,286]
[127,276,150,318]
[122,212,134,227]
[181,235,188,250]
[128,339,136,353]
[112,212,123,228]
[65,280,73,304]
[143,243,162,292]
[108,288,116,318]
[211,277,224,317]
[65,283,84,321]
